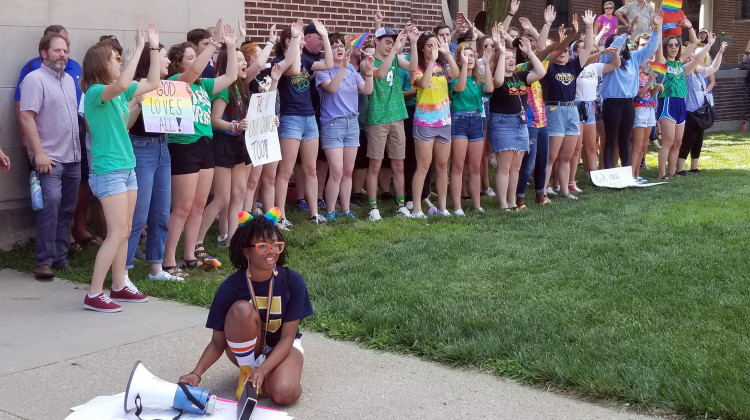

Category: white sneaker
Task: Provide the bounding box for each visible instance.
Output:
[368,208,382,221]
[278,218,293,230]
[546,186,558,196]
[454,209,465,216]
[436,209,451,217]
[405,200,414,210]
[149,270,185,283]
[423,197,435,208]
[395,206,411,217]
[411,211,427,219]
[217,234,229,248]
[483,187,497,197]
[568,183,583,193]
[475,207,485,213]
[252,208,264,217]
[123,276,143,294]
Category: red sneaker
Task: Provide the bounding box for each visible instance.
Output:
[110,285,149,303]
[83,293,122,313]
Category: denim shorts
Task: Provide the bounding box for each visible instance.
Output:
[451,112,485,142]
[88,169,137,200]
[576,101,597,126]
[634,106,656,128]
[657,96,686,125]
[488,113,529,153]
[546,104,581,137]
[279,115,319,141]
[414,124,451,144]
[321,116,360,149]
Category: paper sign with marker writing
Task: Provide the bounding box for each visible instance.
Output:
[590,166,667,188]
[142,80,194,134]
[245,90,281,167]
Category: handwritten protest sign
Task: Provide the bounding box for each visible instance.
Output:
[142,80,194,134]
[245,90,281,167]
[590,166,667,188]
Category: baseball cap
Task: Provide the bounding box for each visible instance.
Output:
[374,27,398,39]
[698,28,709,34]
[303,23,319,36]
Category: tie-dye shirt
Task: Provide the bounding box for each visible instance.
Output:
[411,62,451,127]
[515,57,550,128]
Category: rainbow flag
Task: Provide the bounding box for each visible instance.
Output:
[662,0,682,12]
[649,61,667,82]
[348,32,370,49]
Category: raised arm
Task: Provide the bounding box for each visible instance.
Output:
[374,26,409,78]
[310,19,334,71]
[438,37,459,78]
[246,25,278,80]
[537,5,556,48]
[679,16,699,63]
[550,18,579,63]
[502,0,521,31]
[599,46,621,71]
[101,25,146,102]
[492,40,506,86]
[519,17,539,39]
[685,33,715,74]
[212,24,239,94]
[453,48,470,92]
[521,37,546,83]
[374,11,384,31]
[358,53,374,95]
[482,46,496,92]
[595,23,611,45]
[318,50,349,93]
[579,10,596,65]
[614,4,629,28]
[133,23,162,96]
[178,19,223,85]
[702,41,726,78]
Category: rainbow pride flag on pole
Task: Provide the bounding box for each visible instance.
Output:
[649,61,667,82]
[348,32,370,49]
[662,0,682,12]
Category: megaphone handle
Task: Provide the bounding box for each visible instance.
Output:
[177,382,207,411]
[133,394,185,420]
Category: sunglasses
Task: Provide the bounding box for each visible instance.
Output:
[524,33,534,38]
[113,55,122,63]
[605,6,614,9]
[332,44,346,50]
[250,242,285,254]
[667,43,680,47]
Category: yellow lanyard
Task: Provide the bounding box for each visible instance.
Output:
[245,267,276,354]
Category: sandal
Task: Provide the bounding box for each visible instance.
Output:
[163,265,189,277]
[194,243,209,259]
[659,175,669,180]
[181,259,204,269]
[75,235,104,247]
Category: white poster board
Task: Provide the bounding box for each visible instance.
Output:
[141,80,195,134]
[590,166,667,188]
[245,90,281,167]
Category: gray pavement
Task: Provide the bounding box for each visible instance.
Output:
[0,269,659,420]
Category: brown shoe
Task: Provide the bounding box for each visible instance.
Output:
[35,264,54,281]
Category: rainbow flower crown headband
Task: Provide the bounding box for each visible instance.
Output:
[238,207,282,227]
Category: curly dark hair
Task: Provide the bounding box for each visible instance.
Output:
[417,32,447,71]
[229,216,288,270]
[167,42,194,78]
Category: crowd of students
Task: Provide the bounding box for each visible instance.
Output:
[13,3,729,313]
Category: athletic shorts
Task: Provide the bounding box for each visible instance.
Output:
[656,96,686,125]
[168,137,215,175]
[414,124,451,145]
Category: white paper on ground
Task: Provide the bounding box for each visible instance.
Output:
[66,393,293,420]
[590,166,667,188]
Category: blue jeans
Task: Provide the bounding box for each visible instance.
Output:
[126,134,172,269]
[36,162,81,267]
[517,125,549,197]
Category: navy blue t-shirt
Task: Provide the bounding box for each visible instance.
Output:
[272,53,317,116]
[541,57,583,102]
[206,266,314,348]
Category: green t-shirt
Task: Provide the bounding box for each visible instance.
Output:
[167,75,216,144]
[659,60,687,99]
[85,82,137,174]
[366,56,407,125]
[449,76,490,113]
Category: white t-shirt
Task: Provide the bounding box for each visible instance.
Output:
[575,63,605,102]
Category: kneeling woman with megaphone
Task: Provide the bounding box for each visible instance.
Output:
[179,208,313,405]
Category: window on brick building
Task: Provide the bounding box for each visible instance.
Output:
[743,0,750,19]
[547,0,568,27]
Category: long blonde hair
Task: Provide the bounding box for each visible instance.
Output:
[454,42,483,84]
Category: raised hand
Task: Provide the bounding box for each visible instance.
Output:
[223,23,236,46]
[270,62,283,81]
[518,36,533,54]
[519,17,533,31]
[707,33,716,45]
[557,23,565,41]
[213,18,224,41]
[583,10,596,26]
[437,37,450,56]
[460,48,470,66]
[719,40,728,52]
[394,30,408,51]
[678,15,693,29]
[571,13,579,33]
[135,24,145,49]
[312,18,328,38]
[374,11,384,23]
[268,24,278,43]
[429,42,439,62]
[147,22,159,49]
[482,45,494,64]
[407,26,421,43]
[290,19,304,38]
[509,0,520,15]
[238,18,247,39]
[602,23,611,33]
[652,11,663,27]
[360,53,375,73]
[544,5,556,24]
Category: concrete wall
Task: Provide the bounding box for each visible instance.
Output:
[0,0,243,251]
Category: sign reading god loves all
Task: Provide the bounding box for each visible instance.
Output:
[142,80,194,134]
[245,90,281,167]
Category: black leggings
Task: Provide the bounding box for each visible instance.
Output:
[678,116,704,160]
[601,98,636,169]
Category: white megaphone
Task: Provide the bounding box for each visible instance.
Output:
[124,361,216,416]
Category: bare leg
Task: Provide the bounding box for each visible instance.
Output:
[450,139,469,211]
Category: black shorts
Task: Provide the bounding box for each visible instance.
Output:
[354,125,369,169]
[213,132,250,168]
[168,136,215,175]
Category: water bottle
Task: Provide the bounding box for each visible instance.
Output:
[30,171,43,211]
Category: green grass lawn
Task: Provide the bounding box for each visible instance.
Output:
[2,131,749,419]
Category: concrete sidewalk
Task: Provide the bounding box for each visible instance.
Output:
[0,269,658,420]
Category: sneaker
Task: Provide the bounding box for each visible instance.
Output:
[635,176,648,184]
[325,211,338,221]
[252,208,264,217]
[110,285,149,302]
[255,200,263,211]
[217,234,229,248]
[559,193,578,200]
[475,207,485,213]
[568,183,583,193]
[83,293,122,313]
[278,218,293,230]
[427,206,438,215]
[395,206,411,217]
[423,197,435,209]
[134,247,146,261]
[405,200,414,210]
[310,214,327,225]
[546,186,558,196]
[436,209,451,217]
[411,211,427,219]
[482,187,497,197]
[454,209,465,216]
[675,171,687,177]
[318,199,327,211]
[149,270,185,283]
[368,208,382,221]
[35,264,54,281]
[297,199,309,212]
[342,210,357,219]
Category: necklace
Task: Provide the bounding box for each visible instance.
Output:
[245,266,277,356]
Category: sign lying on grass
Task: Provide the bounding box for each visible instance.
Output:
[245,90,281,167]
[142,80,194,134]
[590,166,667,188]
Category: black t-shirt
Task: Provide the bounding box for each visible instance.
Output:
[489,71,530,114]
[129,112,161,137]
[541,58,582,102]
[249,67,272,95]
[205,267,314,348]
[272,53,318,116]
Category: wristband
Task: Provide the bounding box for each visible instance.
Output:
[365,73,373,77]
[149,46,159,51]
[266,40,274,46]
[190,371,201,381]
[507,12,515,17]
[230,120,240,135]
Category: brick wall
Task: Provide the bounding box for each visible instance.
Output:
[713,70,750,121]
[712,0,750,64]
[468,0,485,25]
[243,0,445,44]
